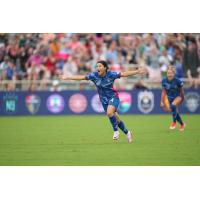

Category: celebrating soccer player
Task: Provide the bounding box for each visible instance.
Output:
[60,60,147,143]
[160,65,185,131]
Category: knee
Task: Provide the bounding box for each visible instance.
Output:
[107,111,114,118]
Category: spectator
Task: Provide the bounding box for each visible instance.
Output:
[194,67,200,88]
[106,40,118,64]
[159,46,173,77]
[146,46,161,80]
[6,60,16,91]
[0,33,200,90]
[173,45,184,78]
[183,38,200,87]
[0,56,9,81]
[63,56,78,76]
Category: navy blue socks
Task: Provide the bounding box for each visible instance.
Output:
[118,121,129,134]
[176,113,184,125]
[170,104,177,123]
[109,116,118,131]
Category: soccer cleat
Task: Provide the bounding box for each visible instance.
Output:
[169,122,176,130]
[179,123,185,131]
[113,131,119,140]
[127,131,133,143]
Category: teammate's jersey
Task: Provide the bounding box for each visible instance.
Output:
[162,77,183,101]
[85,71,121,104]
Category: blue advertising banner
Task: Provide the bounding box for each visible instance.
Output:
[0,89,199,116]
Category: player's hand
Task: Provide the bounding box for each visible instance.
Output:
[160,101,171,112]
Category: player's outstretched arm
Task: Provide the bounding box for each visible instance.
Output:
[59,74,87,81]
[120,66,147,77]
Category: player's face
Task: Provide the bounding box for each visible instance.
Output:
[96,63,106,76]
[167,68,175,80]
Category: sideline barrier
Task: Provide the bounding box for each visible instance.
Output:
[0,89,199,116]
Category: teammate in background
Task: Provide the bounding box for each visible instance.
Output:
[160,65,185,131]
[60,60,147,143]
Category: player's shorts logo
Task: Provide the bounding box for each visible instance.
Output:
[138,91,154,114]
[69,93,87,113]
[185,92,200,113]
[46,94,65,113]
[118,92,132,113]
[3,93,18,114]
[25,94,41,114]
[91,94,104,113]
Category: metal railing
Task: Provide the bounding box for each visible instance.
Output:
[0,78,197,91]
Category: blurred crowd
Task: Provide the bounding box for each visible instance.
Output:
[0,33,200,91]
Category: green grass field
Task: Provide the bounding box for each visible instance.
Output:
[0,115,200,166]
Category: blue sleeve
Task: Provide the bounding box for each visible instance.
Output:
[85,72,95,81]
[109,71,121,79]
[177,79,183,88]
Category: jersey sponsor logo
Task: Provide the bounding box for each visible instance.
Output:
[138,91,154,114]
[91,94,104,113]
[69,93,87,113]
[102,82,112,87]
[164,83,170,90]
[96,79,112,88]
[46,94,65,113]
[3,93,18,114]
[165,83,178,91]
[25,95,41,114]
[118,92,132,113]
[96,80,101,86]
[185,92,200,113]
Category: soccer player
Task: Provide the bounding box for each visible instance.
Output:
[60,60,146,143]
[160,65,185,131]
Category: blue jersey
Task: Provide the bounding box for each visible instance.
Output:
[85,71,121,104]
[162,77,183,101]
